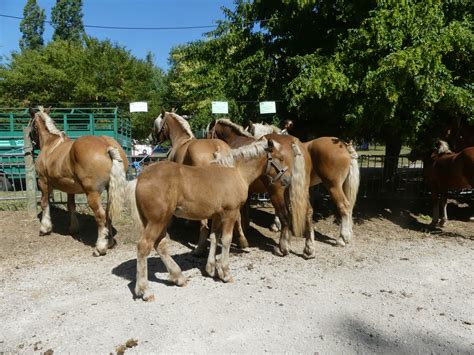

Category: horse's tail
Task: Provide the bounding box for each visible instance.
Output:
[289,142,308,237]
[107,147,127,222]
[127,179,144,232]
[343,142,360,212]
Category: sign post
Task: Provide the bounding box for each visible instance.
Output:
[259,101,276,114]
[211,101,229,114]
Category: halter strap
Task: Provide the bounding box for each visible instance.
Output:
[265,150,289,184]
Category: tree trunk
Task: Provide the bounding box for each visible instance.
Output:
[383,137,402,184]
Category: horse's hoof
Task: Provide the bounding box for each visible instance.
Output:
[303,248,316,260]
[171,275,188,287]
[273,246,289,257]
[239,240,249,249]
[107,238,117,249]
[92,248,107,257]
[335,239,346,247]
[438,220,447,228]
[270,224,280,232]
[205,262,216,277]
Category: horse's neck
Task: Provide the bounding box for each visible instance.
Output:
[236,155,266,185]
[168,118,193,148]
[219,126,254,148]
[37,124,64,151]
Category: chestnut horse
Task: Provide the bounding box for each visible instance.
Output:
[211,118,360,247]
[129,138,300,301]
[29,107,128,256]
[207,118,316,257]
[422,140,474,227]
[151,110,248,253]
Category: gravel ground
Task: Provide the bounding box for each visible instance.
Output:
[0,201,472,354]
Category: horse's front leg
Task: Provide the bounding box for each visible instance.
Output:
[86,191,109,256]
[216,212,237,283]
[439,194,448,227]
[67,193,79,235]
[270,215,281,232]
[233,212,249,250]
[38,179,52,235]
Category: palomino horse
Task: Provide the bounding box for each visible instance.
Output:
[151,109,248,252]
[212,118,360,247]
[422,140,474,227]
[29,107,128,256]
[247,121,281,138]
[129,138,299,301]
[207,118,316,257]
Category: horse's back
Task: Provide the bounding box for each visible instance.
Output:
[181,139,231,166]
[429,148,474,189]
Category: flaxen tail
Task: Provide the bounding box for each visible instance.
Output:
[343,142,360,213]
[107,147,127,222]
[127,179,143,232]
[289,142,308,237]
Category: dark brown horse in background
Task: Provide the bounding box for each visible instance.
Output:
[422,140,474,227]
[29,107,128,256]
[151,109,249,253]
[210,119,360,247]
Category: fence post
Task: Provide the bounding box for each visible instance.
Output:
[23,127,37,218]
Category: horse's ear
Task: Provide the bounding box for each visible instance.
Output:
[29,107,36,118]
[45,106,51,114]
[171,107,177,113]
[267,138,274,151]
[161,107,166,116]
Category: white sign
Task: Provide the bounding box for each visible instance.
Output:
[212,101,228,114]
[259,101,276,114]
[129,101,148,112]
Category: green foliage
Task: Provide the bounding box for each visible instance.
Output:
[51,0,85,43]
[19,0,46,51]
[0,38,166,138]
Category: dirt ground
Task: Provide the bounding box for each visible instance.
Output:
[0,200,473,354]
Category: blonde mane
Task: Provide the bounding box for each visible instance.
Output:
[251,122,281,138]
[155,112,195,139]
[216,118,253,137]
[437,140,452,154]
[37,106,64,137]
[213,138,268,167]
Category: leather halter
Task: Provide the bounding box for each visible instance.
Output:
[153,116,167,144]
[265,149,288,184]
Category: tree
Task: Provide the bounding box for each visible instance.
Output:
[19,0,46,50]
[51,0,85,42]
[0,38,167,138]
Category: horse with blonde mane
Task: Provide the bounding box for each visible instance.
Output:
[422,140,474,227]
[29,107,128,256]
[151,109,249,253]
[213,118,360,247]
[129,138,296,301]
[207,118,316,258]
[247,121,281,138]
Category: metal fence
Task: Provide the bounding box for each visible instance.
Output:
[1,153,471,208]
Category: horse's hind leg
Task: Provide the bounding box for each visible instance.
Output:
[135,222,165,301]
[67,194,79,235]
[430,192,440,228]
[303,201,316,259]
[86,191,109,256]
[38,179,52,235]
[155,235,187,287]
[439,194,448,227]
[205,218,220,277]
[327,185,351,246]
[233,213,249,249]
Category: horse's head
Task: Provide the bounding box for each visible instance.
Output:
[261,137,291,188]
[28,106,53,149]
[151,108,171,144]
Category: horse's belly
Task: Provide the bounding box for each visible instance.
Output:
[51,178,83,194]
[310,174,322,187]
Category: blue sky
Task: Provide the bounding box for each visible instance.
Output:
[0,0,235,70]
